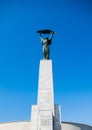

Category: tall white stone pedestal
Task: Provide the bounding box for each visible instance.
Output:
[38,60,54,113]
[31,60,61,130]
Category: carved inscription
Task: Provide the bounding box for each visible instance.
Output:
[38,110,53,129]
[40,114,52,126]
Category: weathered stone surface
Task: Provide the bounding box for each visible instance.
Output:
[31,60,62,130]
[0,122,92,130]
[31,60,55,130]
[38,110,53,130]
[37,60,54,113]
[0,121,31,130]
[54,105,61,130]
[31,105,38,130]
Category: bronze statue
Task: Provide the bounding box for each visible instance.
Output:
[37,29,55,59]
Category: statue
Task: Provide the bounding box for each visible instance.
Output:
[37,29,55,59]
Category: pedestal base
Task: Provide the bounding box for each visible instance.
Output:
[31,104,61,130]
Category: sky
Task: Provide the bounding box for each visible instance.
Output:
[0,0,92,126]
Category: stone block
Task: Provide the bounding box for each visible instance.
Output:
[37,60,54,113]
[38,110,53,130]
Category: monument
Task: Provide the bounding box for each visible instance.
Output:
[0,29,92,130]
[31,29,61,130]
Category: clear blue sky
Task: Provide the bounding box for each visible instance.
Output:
[0,0,92,126]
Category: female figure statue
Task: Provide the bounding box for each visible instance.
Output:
[40,32,53,59]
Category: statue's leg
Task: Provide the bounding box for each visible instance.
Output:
[46,52,49,59]
[43,44,50,59]
[45,47,50,59]
[43,46,46,59]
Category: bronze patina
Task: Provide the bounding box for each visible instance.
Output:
[37,29,55,59]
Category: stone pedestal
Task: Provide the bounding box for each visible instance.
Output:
[31,60,61,130]
[38,60,54,113]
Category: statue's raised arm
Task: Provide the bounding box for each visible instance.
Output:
[49,33,53,40]
[39,33,44,44]
[37,29,55,59]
